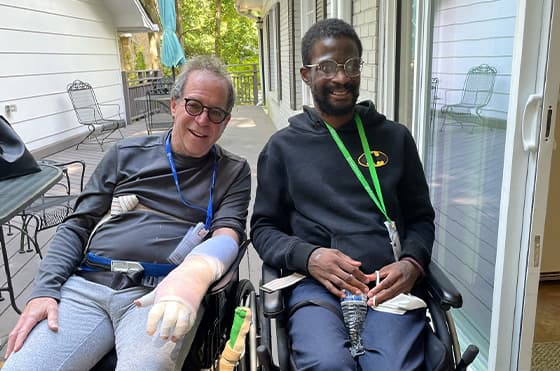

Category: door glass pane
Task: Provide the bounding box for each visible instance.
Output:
[423,1,516,369]
[396,1,416,125]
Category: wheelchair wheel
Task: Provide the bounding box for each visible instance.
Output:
[234,279,260,371]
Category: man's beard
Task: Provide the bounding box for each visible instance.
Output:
[312,83,360,116]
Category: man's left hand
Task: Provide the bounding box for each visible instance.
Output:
[365,260,422,306]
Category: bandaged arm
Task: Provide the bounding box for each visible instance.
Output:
[135,228,239,341]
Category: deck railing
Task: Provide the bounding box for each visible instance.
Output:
[121,69,162,124]
[227,64,259,105]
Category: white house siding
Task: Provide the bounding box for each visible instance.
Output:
[262,0,298,130]
[353,0,379,105]
[261,0,381,130]
[0,0,125,153]
[432,0,515,125]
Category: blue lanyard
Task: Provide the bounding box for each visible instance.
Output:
[165,131,216,229]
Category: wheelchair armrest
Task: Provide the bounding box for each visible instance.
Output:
[261,263,285,317]
[426,262,463,310]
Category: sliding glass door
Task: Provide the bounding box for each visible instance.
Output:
[394,0,559,369]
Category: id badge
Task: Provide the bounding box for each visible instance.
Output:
[168,222,209,264]
[384,220,402,261]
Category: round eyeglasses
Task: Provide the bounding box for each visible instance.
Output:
[184,98,230,124]
[304,57,364,78]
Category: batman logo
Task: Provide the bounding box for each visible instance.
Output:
[357,150,389,168]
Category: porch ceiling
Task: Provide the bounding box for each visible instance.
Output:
[234,0,263,18]
[102,0,159,33]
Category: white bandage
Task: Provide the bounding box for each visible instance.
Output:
[135,235,239,341]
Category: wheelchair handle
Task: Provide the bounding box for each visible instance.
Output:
[456,344,479,371]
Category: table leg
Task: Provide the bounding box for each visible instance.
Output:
[0,228,22,314]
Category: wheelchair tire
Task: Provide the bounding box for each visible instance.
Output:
[234,279,260,371]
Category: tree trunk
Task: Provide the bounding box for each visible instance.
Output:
[175,0,185,54]
[215,0,222,57]
[142,0,162,70]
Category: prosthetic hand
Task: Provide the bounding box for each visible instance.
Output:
[135,234,238,342]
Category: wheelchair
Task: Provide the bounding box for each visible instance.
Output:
[255,262,480,371]
[91,240,257,371]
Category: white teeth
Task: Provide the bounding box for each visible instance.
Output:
[190,129,204,138]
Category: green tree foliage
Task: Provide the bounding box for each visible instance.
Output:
[178,0,259,65]
[135,50,147,70]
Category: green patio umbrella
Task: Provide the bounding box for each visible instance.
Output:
[158,0,186,77]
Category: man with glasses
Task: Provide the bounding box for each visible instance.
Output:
[4,56,251,370]
[251,19,435,370]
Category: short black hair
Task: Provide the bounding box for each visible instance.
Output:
[301,18,363,65]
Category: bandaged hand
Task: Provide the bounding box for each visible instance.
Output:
[135,234,238,342]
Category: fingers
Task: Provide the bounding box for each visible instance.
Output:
[6,316,42,358]
[159,302,180,340]
[172,310,195,342]
[367,262,417,306]
[5,298,58,359]
[135,290,156,307]
[308,248,369,296]
[339,272,369,295]
[46,304,59,332]
[318,277,346,298]
[5,327,22,359]
[145,302,165,336]
[144,300,196,342]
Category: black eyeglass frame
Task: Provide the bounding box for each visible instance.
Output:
[304,57,364,78]
[183,98,230,124]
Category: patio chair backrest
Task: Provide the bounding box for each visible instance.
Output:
[67,80,104,125]
[460,64,497,108]
[149,76,175,96]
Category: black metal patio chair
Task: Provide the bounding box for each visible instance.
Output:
[67,80,126,151]
[440,64,497,131]
[17,159,85,256]
[145,77,175,134]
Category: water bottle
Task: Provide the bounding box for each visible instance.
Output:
[340,290,368,358]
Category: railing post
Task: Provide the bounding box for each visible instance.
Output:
[121,71,131,126]
[252,64,258,105]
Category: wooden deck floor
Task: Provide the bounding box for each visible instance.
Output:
[0,105,275,357]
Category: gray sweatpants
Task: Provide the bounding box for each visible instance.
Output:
[3,275,201,371]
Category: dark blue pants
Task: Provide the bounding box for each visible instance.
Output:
[287,279,427,371]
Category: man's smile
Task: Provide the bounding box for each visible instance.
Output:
[189,128,207,138]
[330,88,351,97]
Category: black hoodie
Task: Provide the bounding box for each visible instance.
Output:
[250,100,434,276]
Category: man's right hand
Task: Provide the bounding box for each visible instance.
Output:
[307,248,369,298]
[5,297,59,359]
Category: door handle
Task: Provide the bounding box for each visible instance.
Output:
[521,94,542,152]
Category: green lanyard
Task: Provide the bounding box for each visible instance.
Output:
[325,113,390,222]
